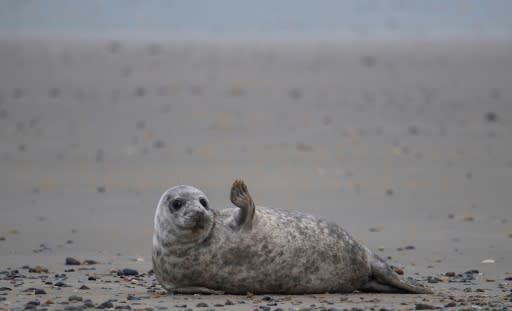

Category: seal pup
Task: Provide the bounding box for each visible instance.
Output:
[152,180,432,294]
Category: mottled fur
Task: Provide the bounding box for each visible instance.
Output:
[152,180,431,294]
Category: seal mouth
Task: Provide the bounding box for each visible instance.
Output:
[179,215,210,231]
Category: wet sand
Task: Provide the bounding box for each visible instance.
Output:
[1,38,512,310]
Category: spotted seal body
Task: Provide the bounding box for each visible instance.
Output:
[152,180,431,294]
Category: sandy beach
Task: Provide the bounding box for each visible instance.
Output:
[1,38,511,310]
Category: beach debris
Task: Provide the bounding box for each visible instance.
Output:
[288,88,303,100]
[29,266,48,273]
[415,303,436,310]
[97,300,114,309]
[485,112,498,123]
[481,258,495,264]
[68,295,83,302]
[463,216,474,222]
[368,225,384,232]
[117,268,138,276]
[360,55,377,67]
[65,257,81,265]
[296,142,313,152]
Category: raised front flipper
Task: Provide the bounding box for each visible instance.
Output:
[229,179,256,230]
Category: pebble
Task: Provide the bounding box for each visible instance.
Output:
[54,281,68,287]
[296,142,313,152]
[29,266,48,273]
[404,245,416,250]
[79,285,90,290]
[224,299,234,305]
[196,302,208,307]
[153,140,166,149]
[0,236,5,241]
[288,88,303,100]
[415,303,436,310]
[485,112,498,122]
[97,186,106,193]
[444,302,456,307]
[34,289,46,295]
[98,301,114,309]
[117,268,138,276]
[83,259,99,265]
[0,287,12,291]
[66,257,81,265]
[83,299,95,308]
[68,295,83,302]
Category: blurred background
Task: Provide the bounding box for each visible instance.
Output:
[0,1,511,281]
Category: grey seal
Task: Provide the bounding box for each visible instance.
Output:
[152,180,432,294]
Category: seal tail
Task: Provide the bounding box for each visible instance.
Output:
[230,179,256,230]
[361,254,433,294]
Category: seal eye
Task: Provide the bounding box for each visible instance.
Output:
[170,199,184,211]
[199,198,209,209]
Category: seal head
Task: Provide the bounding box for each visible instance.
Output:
[154,185,215,247]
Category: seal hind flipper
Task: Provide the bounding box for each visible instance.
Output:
[230,179,256,230]
[362,254,433,294]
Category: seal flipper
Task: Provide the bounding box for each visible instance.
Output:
[230,179,256,230]
[360,254,433,294]
[170,287,224,295]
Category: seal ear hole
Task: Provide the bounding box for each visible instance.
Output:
[199,198,209,209]
[169,198,184,211]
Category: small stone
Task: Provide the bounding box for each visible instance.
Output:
[29,266,49,273]
[404,245,416,250]
[445,272,456,277]
[224,300,234,305]
[79,285,90,290]
[485,112,498,123]
[83,259,99,265]
[174,305,187,308]
[44,300,54,305]
[360,55,376,67]
[0,287,12,291]
[88,276,97,280]
[415,303,436,310]
[385,189,393,196]
[66,257,81,265]
[369,225,384,232]
[463,216,474,222]
[444,302,456,308]
[97,186,106,193]
[69,295,83,302]
[408,125,419,135]
[83,299,95,308]
[0,236,5,241]
[448,214,455,219]
[117,268,138,276]
[54,281,68,287]
[48,88,60,98]
[262,296,273,301]
[288,88,303,100]
[153,140,166,149]
[296,142,313,152]
[134,87,147,97]
[196,302,208,307]
[98,301,114,309]
[34,289,46,295]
